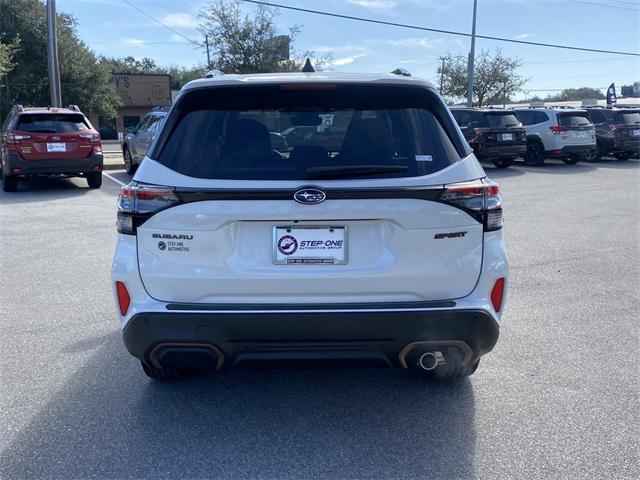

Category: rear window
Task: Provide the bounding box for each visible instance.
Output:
[514,110,548,126]
[482,112,521,128]
[153,84,467,180]
[617,111,640,125]
[557,113,591,127]
[16,114,90,133]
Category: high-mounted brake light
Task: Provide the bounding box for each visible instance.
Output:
[116,183,181,234]
[438,179,503,231]
[549,125,566,134]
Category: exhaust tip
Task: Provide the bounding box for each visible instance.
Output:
[418,351,445,371]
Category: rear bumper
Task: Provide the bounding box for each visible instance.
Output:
[2,152,104,176]
[475,144,526,160]
[122,306,500,369]
[612,138,640,153]
[548,145,595,157]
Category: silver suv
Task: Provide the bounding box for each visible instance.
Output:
[122,108,167,174]
[513,107,596,166]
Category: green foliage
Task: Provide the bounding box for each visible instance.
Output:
[99,56,207,90]
[198,0,331,74]
[544,87,605,102]
[0,0,119,119]
[438,49,527,107]
[0,37,20,77]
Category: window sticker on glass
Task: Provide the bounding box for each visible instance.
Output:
[415,155,433,162]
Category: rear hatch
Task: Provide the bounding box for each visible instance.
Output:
[556,111,595,145]
[478,111,525,146]
[133,83,487,305]
[613,110,640,143]
[14,113,95,160]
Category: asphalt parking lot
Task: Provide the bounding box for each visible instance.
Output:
[0,158,638,479]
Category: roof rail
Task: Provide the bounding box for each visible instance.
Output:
[301,58,315,73]
[390,68,411,77]
[151,106,170,112]
[10,104,24,115]
[67,104,80,112]
[204,69,224,78]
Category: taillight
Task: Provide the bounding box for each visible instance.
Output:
[116,183,181,234]
[549,125,566,134]
[6,133,31,145]
[472,127,491,142]
[438,179,503,231]
[79,132,101,142]
[609,123,626,131]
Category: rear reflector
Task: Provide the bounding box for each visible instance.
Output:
[115,281,131,316]
[11,167,21,174]
[491,278,505,312]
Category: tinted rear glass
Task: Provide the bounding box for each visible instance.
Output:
[154,84,466,180]
[557,113,591,127]
[483,112,521,128]
[16,114,89,133]
[618,111,640,125]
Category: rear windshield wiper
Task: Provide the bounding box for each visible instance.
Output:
[306,164,409,179]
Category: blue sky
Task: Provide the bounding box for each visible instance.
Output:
[60,0,639,98]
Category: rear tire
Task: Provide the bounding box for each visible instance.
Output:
[562,155,580,165]
[86,172,102,189]
[614,152,631,161]
[492,158,514,168]
[524,142,545,166]
[141,360,184,381]
[2,175,18,192]
[124,147,137,174]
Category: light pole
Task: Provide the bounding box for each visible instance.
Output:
[46,0,62,107]
[466,0,478,107]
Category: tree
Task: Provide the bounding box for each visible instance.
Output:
[198,0,331,74]
[0,0,119,119]
[544,87,605,102]
[0,37,20,77]
[99,56,207,90]
[438,49,527,107]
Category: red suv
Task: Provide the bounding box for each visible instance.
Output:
[0,105,103,192]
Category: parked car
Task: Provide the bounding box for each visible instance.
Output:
[582,107,640,161]
[450,107,526,168]
[112,70,509,381]
[122,108,167,174]
[513,107,596,166]
[0,105,103,192]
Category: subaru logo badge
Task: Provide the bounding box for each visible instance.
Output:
[294,188,326,205]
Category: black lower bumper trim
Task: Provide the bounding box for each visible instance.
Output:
[122,308,499,369]
[3,153,104,176]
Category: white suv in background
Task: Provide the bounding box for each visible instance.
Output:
[111,71,509,381]
[513,107,596,165]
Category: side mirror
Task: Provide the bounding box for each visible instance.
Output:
[126,127,135,135]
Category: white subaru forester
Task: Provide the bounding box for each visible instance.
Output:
[112,71,509,381]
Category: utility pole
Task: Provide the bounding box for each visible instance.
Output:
[439,56,445,92]
[466,0,478,107]
[46,0,62,107]
[205,35,212,70]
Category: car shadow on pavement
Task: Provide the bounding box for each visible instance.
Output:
[1,332,478,479]
[0,176,92,204]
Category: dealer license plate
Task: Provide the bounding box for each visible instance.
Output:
[633,129,640,137]
[500,133,513,141]
[47,142,66,152]
[273,226,347,265]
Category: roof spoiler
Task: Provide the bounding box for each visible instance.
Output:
[204,69,224,78]
[67,104,80,112]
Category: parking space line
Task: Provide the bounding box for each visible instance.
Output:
[104,172,126,186]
